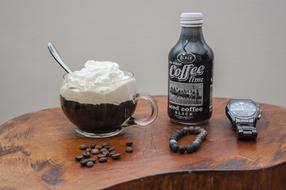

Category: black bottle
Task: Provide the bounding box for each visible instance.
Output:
[168,12,214,125]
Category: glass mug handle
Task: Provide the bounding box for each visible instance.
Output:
[126,93,158,126]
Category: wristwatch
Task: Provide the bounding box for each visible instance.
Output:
[225,99,262,140]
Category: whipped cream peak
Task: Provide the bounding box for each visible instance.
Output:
[60,60,136,105]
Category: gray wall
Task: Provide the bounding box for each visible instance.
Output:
[0,0,285,124]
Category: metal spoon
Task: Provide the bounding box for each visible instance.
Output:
[48,42,72,73]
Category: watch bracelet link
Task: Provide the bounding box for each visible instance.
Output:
[236,124,257,140]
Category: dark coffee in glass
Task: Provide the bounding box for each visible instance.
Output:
[60,96,136,133]
[60,61,158,138]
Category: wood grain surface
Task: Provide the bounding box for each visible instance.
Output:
[0,96,286,190]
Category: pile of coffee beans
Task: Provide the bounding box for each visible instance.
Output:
[75,142,133,168]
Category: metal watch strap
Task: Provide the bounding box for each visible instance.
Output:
[236,124,257,140]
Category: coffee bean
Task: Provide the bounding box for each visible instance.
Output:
[90,143,96,148]
[86,161,94,168]
[89,157,97,163]
[100,148,108,152]
[126,146,133,153]
[91,149,100,155]
[85,148,91,153]
[108,147,115,151]
[97,154,106,159]
[109,150,117,156]
[83,151,91,158]
[111,153,121,160]
[126,141,133,147]
[95,145,102,149]
[99,157,108,163]
[102,151,109,157]
[80,144,88,150]
[80,159,89,166]
[75,154,83,161]
[102,142,109,148]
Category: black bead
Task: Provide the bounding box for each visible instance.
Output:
[186,144,196,153]
[170,143,179,153]
[169,141,176,149]
[169,136,176,141]
[192,142,200,151]
[178,145,186,154]
[173,132,180,139]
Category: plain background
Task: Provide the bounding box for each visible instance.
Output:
[0,0,285,124]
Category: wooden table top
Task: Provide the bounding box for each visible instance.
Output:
[1,96,286,190]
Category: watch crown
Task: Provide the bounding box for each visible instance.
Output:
[258,110,262,119]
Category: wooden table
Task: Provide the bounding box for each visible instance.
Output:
[1,97,286,190]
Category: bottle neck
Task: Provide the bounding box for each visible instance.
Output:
[179,27,205,42]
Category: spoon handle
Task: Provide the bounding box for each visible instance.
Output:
[48,42,72,73]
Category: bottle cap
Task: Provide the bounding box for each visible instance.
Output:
[180,12,203,27]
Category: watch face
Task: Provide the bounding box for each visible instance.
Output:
[229,101,257,117]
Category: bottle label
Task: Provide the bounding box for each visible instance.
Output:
[169,81,203,106]
[168,51,211,122]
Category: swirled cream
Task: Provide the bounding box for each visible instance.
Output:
[60,60,136,105]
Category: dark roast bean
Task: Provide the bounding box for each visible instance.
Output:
[99,157,108,163]
[100,148,108,152]
[86,161,94,168]
[126,146,133,153]
[102,151,109,157]
[90,143,96,148]
[80,144,88,150]
[89,157,97,163]
[75,154,83,161]
[97,154,106,159]
[91,149,100,155]
[109,150,117,156]
[80,159,89,166]
[111,153,121,160]
[102,142,109,148]
[105,145,111,150]
[83,151,91,158]
[126,141,133,146]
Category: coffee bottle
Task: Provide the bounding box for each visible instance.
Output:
[168,12,214,125]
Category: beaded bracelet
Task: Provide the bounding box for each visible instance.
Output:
[169,126,207,154]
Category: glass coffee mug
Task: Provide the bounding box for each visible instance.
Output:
[60,71,158,138]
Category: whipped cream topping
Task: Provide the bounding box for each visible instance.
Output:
[60,60,136,105]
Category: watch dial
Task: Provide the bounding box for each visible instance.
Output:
[229,101,257,117]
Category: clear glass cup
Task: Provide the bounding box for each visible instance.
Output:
[60,71,158,138]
